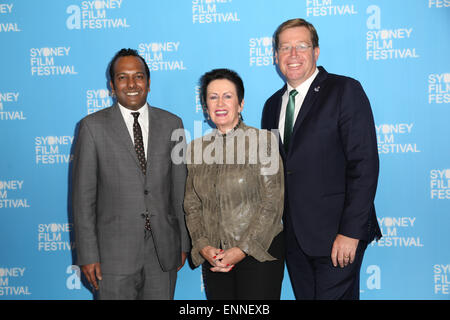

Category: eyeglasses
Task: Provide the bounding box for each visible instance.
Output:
[278,42,312,54]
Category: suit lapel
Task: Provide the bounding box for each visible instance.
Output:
[109,104,145,181]
[146,105,154,166]
[272,85,286,130]
[272,85,287,158]
[290,66,328,141]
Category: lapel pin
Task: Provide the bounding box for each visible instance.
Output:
[314,86,320,92]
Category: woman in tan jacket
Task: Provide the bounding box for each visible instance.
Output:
[184,68,285,299]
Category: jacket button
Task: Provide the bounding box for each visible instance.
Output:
[144,190,149,195]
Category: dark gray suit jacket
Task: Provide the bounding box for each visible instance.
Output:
[72,103,191,274]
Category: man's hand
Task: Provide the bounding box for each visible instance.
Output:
[177,252,188,271]
[331,234,359,268]
[81,262,102,290]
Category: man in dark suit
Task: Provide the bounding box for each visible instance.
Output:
[72,48,190,299]
[262,19,381,300]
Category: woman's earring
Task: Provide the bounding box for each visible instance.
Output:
[203,107,210,121]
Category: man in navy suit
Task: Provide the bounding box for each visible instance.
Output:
[262,18,382,300]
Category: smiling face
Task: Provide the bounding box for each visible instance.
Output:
[275,26,320,88]
[205,79,243,133]
[110,55,150,111]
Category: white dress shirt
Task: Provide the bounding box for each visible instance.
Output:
[118,102,149,156]
[278,68,319,142]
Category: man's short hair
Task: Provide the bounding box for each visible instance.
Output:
[108,48,150,84]
[274,18,319,50]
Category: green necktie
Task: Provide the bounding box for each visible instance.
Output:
[283,89,298,152]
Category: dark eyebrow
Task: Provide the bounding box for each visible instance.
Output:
[115,71,145,77]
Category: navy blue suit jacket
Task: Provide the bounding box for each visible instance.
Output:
[262,66,382,256]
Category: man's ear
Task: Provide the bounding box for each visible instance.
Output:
[110,80,115,95]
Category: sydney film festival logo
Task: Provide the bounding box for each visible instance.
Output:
[372,216,424,248]
[305,0,358,17]
[366,5,419,61]
[192,0,240,24]
[66,0,130,30]
[428,0,450,8]
[376,123,420,154]
[86,89,112,114]
[35,135,73,165]
[38,223,74,252]
[249,37,274,67]
[428,73,450,104]
[430,169,450,200]
[434,263,450,295]
[137,42,187,72]
[0,180,30,209]
[194,86,203,114]
[29,47,77,76]
[0,267,31,297]
[0,3,21,32]
[0,91,25,121]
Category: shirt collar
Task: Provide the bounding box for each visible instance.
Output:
[118,102,148,119]
[286,67,319,96]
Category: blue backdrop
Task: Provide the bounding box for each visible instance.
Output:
[0,0,449,300]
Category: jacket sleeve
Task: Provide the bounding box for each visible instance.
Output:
[237,130,285,261]
[72,119,100,266]
[338,79,379,240]
[170,119,191,253]
[183,144,209,266]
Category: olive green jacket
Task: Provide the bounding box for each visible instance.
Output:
[184,122,284,267]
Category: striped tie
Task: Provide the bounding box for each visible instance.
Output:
[283,89,298,152]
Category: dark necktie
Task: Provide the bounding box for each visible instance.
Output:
[131,112,147,175]
[283,89,298,152]
[131,112,151,231]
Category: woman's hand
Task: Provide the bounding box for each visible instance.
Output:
[200,246,228,269]
[209,247,246,272]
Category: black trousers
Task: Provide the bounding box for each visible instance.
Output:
[202,232,285,300]
[285,220,367,300]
